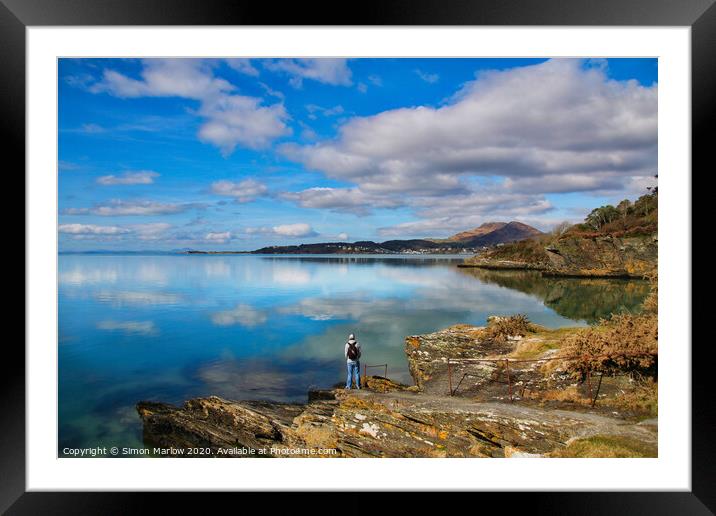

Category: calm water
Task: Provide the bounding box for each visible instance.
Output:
[58,254,649,453]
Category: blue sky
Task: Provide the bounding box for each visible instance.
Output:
[58,58,657,251]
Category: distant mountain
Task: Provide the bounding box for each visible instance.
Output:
[446,222,508,242]
[242,221,543,255]
[446,221,543,247]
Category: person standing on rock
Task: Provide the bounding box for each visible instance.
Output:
[345,333,362,389]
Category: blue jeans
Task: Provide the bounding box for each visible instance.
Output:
[346,361,361,389]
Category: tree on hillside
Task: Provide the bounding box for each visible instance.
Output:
[552,221,572,237]
[617,199,632,221]
[630,174,658,217]
[585,205,620,230]
[633,193,657,217]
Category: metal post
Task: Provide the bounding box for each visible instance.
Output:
[591,373,604,408]
[384,364,388,379]
[505,359,512,402]
[448,359,453,396]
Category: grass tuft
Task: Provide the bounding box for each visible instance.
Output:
[550,435,657,458]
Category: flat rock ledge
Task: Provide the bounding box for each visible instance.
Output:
[404,324,647,408]
[136,378,656,458]
[405,324,576,399]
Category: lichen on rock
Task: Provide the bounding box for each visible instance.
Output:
[136,384,657,458]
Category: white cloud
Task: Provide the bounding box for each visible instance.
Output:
[59,222,173,242]
[58,224,130,235]
[246,223,317,238]
[378,219,453,238]
[197,95,290,154]
[378,189,554,237]
[65,73,95,89]
[281,60,656,188]
[306,104,344,117]
[264,58,352,87]
[273,223,316,237]
[89,59,290,155]
[81,123,105,134]
[280,187,402,215]
[622,175,659,197]
[211,304,267,327]
[415,69,439,83]
[367,75,382,86]
[259,82,285,100]
[337,232,349,241]
[205,231,232,243]
[64,199,199,216]
[58,160,82,172]
[90,59,232,99]
[93,201,186,216]
[97,170,159,185]
[131,222,172,240]
[226,58,259,76]
[210,179,268,203]
[299,122,318,141]
[503,174,627,194]
[278,59,657,228]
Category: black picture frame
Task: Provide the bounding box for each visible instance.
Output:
[5,0,709,512]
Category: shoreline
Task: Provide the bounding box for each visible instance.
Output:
[184,250,475,256]
[457,262,647,279]
[136,320,658,458]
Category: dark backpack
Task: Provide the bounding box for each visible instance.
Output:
[347,341,359,360]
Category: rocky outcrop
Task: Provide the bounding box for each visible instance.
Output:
[405,325,511,395]
[404,323,647,407]
[136,382,656,458]
[136,324,657,458]
[404,324,572,399]
[136,398,306,452]
[462,235,657,278]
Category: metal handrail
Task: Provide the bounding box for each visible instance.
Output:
[363,363,388,380]
[446,351,657,405]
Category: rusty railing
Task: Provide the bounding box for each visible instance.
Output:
[363,363,388,381]
[446,351,656,406]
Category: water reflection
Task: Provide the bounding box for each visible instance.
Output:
[258,255,468,266]
[95,290,183,306]
[458,268,649,323]
[97,320,158,336]
[58,254,649,453]
[211,304,269,327]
